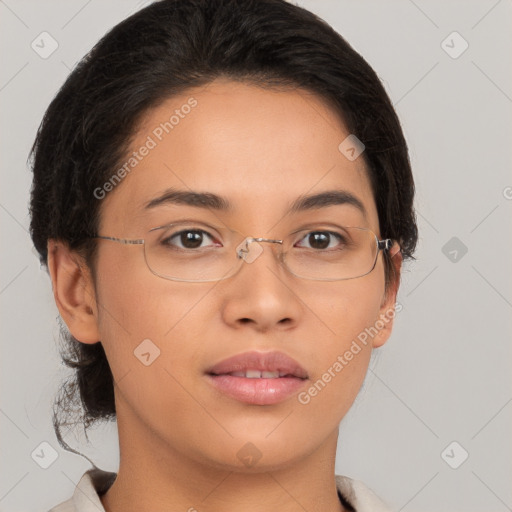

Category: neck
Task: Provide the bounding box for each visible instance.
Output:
[100,401,346,512]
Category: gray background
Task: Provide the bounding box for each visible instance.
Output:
[1,1,511,511]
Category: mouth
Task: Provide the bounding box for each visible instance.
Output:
[205,351,308,405]
[215,369,302,378]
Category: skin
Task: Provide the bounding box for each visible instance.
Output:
[47,78,402,512]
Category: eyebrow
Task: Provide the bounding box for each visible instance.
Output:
[144,188,367,218]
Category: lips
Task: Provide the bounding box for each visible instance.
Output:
[206,350,308,379]
[206,351,308,405]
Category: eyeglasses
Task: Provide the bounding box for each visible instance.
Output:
[94,221,394,282]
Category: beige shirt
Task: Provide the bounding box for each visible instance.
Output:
[48,468,393,512]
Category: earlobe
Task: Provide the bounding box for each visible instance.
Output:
[373,244,403,348]
[47,239,100,344]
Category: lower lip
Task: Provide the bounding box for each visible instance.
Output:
[206,374,307,405]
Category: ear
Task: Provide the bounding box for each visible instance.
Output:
[47,239,100,344]
[372,243,403,348]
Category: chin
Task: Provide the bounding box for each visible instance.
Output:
[193,434,312,473]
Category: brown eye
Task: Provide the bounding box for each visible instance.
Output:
[296,231,345,250]
[162,229,217,250]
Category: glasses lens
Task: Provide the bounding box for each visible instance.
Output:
[283,227,379,281]
[143,223,245,282]
[142,223,380,282]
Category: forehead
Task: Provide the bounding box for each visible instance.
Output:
[98,78,379,234]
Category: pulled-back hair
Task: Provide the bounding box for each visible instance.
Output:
[29,0,418,456]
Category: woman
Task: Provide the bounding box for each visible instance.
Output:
[29,0,418,510]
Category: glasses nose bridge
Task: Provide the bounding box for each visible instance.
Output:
[252,236,283,246]
[236,236,284,265]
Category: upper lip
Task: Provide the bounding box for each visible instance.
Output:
[206,350,308,379]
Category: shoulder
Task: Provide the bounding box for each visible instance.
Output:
[47,468,117,512]
[335,474,394,512]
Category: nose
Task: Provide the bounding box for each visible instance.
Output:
[220,237,303,333]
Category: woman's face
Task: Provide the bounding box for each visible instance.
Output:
[83,78,400,471]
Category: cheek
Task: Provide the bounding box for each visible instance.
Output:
[296,263,385,347]
[94,255,222,409]
[290,271,385,416]
[93,247,202,369]
[93,264,213,426]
